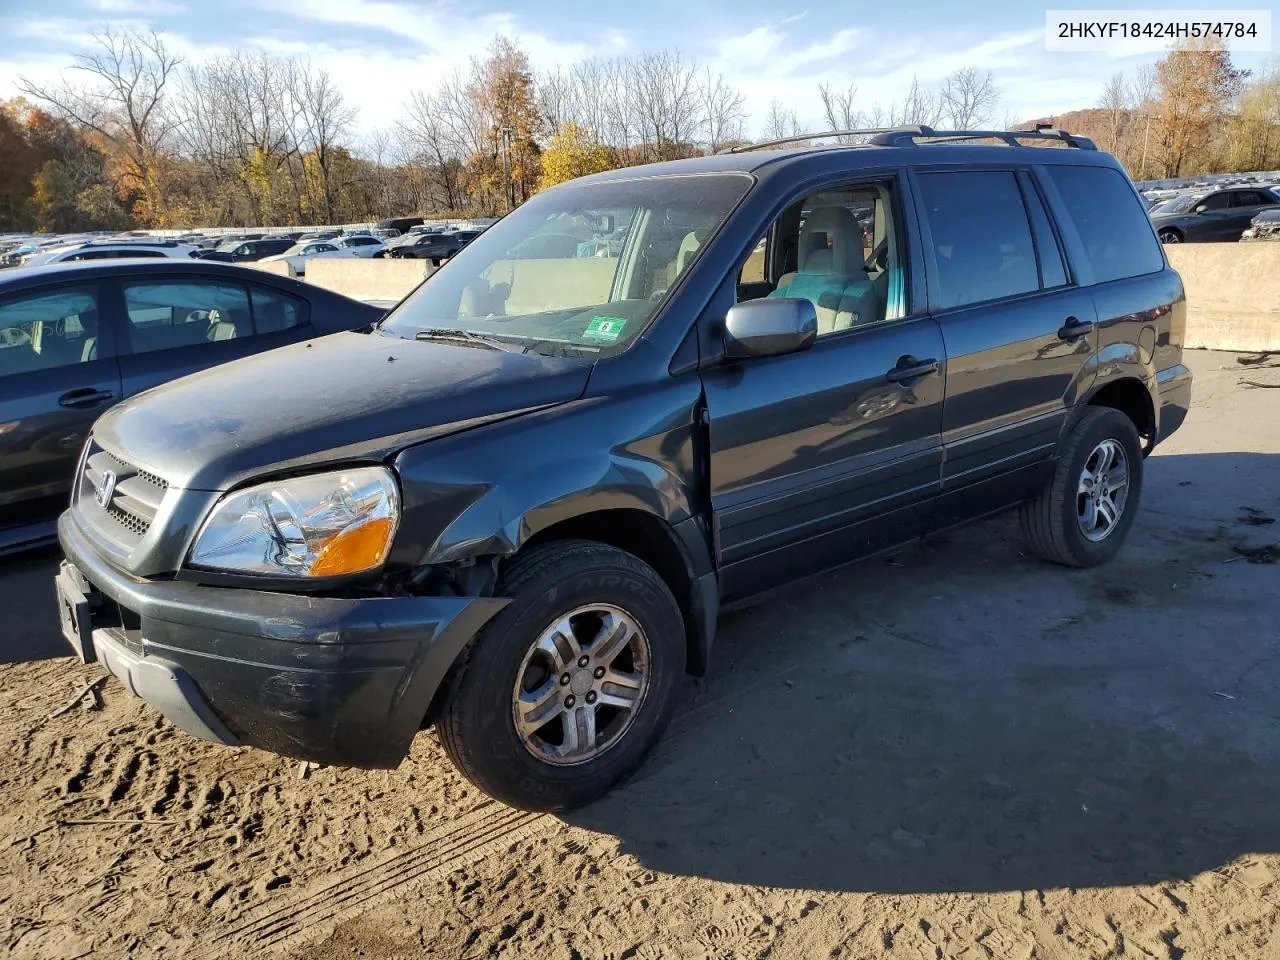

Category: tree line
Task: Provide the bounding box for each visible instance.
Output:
[1067,40,1273,181]
[1,28,1275,233]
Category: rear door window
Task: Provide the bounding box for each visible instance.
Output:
[1044,165,1164,284]
[123,281,253,353]
[1231,190,1272,207]
[249,288,303,334]
[916,171,1039,310]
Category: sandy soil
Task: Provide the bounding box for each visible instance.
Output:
[2,350,1278,959]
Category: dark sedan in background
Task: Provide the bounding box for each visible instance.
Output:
[196,237,295,262]
[379,230,481,264]
[0,260,383,553]
[1149,186,1279,243]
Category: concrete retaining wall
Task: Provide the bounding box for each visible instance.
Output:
[248,260,296,279]
[1166,244,1280,352]
[276,245,1280,354]
[304,258,435,302]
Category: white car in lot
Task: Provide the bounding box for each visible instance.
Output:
[20,240,199,266]
[334,235,387,258]
[259,241,360,275]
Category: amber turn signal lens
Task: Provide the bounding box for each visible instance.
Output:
[310,516,395,577]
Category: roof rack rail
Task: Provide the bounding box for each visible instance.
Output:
[868,125,1097,149]
[717,128,905,154]
[719,125,1096,154]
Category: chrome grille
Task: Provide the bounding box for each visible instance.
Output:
[79,443,168,546]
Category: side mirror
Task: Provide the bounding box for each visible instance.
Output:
[723,298,817,360]
[1194,204,1208,214]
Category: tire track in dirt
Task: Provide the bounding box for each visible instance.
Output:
[196,664,812,955]
[198,802,547,955]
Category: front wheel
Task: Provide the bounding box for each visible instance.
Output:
[438,541,686,811]
[1158,228,1182,244]
[1018,406,1144,567]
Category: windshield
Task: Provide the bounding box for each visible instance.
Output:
[1152,193,1204,215]
[379,173,751,355]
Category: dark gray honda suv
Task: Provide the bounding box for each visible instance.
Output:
[55,127,1192,811]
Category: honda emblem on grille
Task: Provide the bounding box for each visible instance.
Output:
[95,470,116,508]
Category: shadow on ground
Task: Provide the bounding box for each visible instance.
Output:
[568,452,1280,895]
[0,545,63,664]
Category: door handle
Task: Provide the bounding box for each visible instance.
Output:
[58,388,115,409]
[1057,316,1096,341]
[885,357,939,383]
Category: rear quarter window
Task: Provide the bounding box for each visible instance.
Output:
[1045,166,1164,284]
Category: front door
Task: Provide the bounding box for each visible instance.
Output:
[701,176,945,602]
[1189,191,1235,241]
[0,283,122,534]
[912,167,1098,530]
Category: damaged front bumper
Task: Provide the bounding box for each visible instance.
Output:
[56,511,507,768]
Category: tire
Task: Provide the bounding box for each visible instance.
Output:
[438,540,686,811]
[1158,228,1183,244]
[1018,406,1144,568]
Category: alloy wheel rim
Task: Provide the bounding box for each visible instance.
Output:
[1077,438,1130,542]
[1160,230,1181,243]
[511,604,651,766]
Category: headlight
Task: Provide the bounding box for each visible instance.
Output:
[188,466,399,578]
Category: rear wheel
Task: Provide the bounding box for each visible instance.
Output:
[1019,407,1143,567]
[438,540,685,811]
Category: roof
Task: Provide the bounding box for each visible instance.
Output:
[0,258,307,289]
[568,140,1121,188]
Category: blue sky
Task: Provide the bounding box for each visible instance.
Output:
[1,0,1275,142]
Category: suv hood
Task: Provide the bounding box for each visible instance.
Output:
[93,331,593,491]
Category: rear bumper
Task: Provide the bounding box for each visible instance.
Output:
[1155,363,1193,444]
[58,511,507,768]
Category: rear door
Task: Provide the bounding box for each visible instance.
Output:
[116,275,311,397]
[1229,190,1278,240]
[0,282,122,529]
[912,167,1098,531]
[701,171,946,601]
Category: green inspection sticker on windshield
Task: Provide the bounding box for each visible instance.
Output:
[583,316,628,342]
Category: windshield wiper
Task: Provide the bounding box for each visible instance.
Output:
[413,328,514,351]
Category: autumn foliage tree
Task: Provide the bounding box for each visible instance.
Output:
[538,122,613,189]
[19,27,181,224]
[1154,39,1246,177]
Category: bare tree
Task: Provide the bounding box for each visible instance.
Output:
[701,68,746,152]
[19,26,182,221]
[940,66,999,128]
[761,98,802,141]
[1128,62,1160,178]
[1099,70,1129,155]
[290,60,356,223]
[399,87,466,212]
[177,52,302,223]
[818,82,866,142]
[865,76,945,129]
[626,51,703,161]
[536,66,573,137]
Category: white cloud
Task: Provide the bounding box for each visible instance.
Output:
[82,0,185,13]
[0,3,1196,146]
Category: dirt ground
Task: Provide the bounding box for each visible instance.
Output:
[2,349,1279,960]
